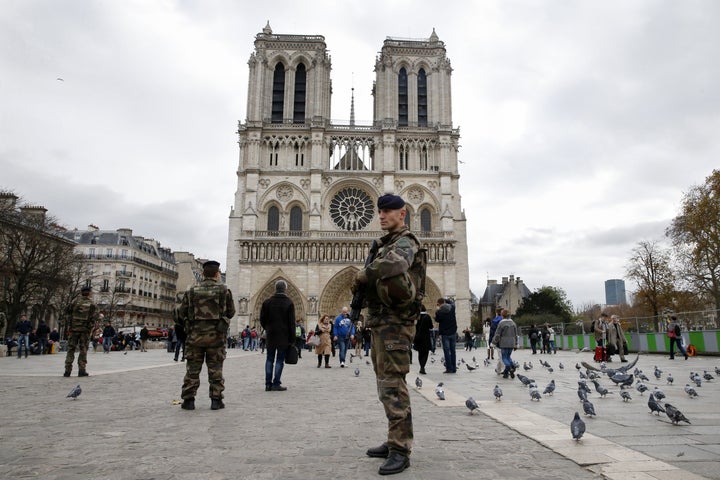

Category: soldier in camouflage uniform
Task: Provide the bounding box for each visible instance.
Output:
[64,286,98,377]
[353,194,422,476]
[179,260,235,411]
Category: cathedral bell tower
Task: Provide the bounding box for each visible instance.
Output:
[226,24,470,334]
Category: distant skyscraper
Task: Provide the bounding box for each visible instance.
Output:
[605,279,627,305]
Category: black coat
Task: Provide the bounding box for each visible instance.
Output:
[260,293,296,349]
[413,312,433,351]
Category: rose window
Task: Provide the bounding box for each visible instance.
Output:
[329,187,374,231]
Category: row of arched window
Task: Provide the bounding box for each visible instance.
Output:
[266,205,433,232]
[398,67,428,127]
[272,63,306,124]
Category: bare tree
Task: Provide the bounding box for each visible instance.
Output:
[625,240,676,330]
[0,195,80,334]
[667,169,720,312]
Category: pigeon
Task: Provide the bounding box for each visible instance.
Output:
[693,376,702,388]
[577,387,588,402]
[654,366,663,380]
[715,366,720,376]
[559,362,565,370]
[123,351,127,355]
[415,377,422,389]
[664,403,691,425]
[354,367,360,376]
[636,382,648,395]
[703,370,714,381]
[652,387,666,401]
[493,384,503,401]
[575,363,582,370]
[637,371,650,382]
[366,361,371,365]
[436,382,444,388]
[620,391,632,402]
[67,385,82,400]
[523,361,532,371]
[466,363,477,371]
[571,412,586,440]
[349,353,355,363]
[517,374,534,386]
[667,373,674,385]
[466,396,479,414]
[472,356,477,363]
[610,372,634,387]
[543,380,556,396]
[592,380,613,398]
[431,357,436,364]
[461,358,466,364]
[483,358,490,367]
[582,399,596,417]
[547,367,554,373]
[578,370,588,380]
[435,387,445,401]
[529,388,542,401]
[578,380,592,394]
[684,384,699,398]
[647,392,666,415]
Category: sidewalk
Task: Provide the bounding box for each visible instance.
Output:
[0,347,717,479]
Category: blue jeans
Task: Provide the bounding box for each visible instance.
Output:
[441,334,456,372]
[17,334,29,358]
[500,347,514,370]
[243,337,249,350]
[337,336,350,364]
[265,346,287,387]
[38,338,48,354]
[669,337,687,358]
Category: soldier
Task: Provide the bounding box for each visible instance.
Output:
[63,286,98,377]
[353,194,423,476]
[179,260,235,411]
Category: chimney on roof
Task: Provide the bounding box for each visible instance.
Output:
[0,192,19,210]
[502,277,508,285]
[20,205,47,224]
[88,224,99,231]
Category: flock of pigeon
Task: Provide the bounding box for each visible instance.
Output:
[410,352,719,442]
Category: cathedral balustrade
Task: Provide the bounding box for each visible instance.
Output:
[236,238,454,264]
[242,230,452,239]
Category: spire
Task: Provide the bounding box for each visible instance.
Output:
[350,86,356,127]
[263,21,272,35]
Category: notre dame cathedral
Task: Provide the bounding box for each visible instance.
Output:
[226,23,470,333]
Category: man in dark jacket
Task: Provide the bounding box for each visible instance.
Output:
[260,280,296,391]
[435,298,457,373]
[35,319,51,355]
[15,314,32,359]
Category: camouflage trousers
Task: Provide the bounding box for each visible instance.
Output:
[369,322,415,455]
[65,331,90,372]
[182,331,226,400]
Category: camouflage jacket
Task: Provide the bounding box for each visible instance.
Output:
[362,226,420,325]
[180,278,235,335]
[66,297,98,333]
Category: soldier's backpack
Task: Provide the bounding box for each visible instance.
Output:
[187,283,228,329]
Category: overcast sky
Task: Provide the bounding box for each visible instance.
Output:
[2,1,719,308]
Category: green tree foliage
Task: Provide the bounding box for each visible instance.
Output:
[514,285,573,327]
[667,169,720,312]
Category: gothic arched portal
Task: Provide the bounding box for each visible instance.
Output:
[251,274,305,329]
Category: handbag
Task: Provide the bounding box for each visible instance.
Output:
[285,344,299,365]
[308,335,321,347]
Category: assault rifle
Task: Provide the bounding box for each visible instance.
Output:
[350,239,380,322]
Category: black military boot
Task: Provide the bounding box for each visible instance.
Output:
[78,370,89,377]
[211,399,225,410]
[181,398,195,410]
[366,444,389,458]
[378,452,410,475]
[63,369,71,377]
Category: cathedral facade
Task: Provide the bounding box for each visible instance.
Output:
[226,24,470,333]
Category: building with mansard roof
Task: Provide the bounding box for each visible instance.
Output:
[226,24,470,333]
[60,226,178,330]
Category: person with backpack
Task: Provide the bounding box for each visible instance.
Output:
[667,315,688,360]
[528,324,540,354]
[63,286,99,376]
[179,260,235,411]
[413,305,433,375]
[241,325,251,350]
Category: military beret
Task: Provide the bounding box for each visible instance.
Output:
[81,286,92,293]
[377,194,405,210]
[203,260,221,269]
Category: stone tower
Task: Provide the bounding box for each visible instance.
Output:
[226,24,470,333]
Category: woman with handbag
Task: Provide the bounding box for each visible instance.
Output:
[315,314,333,368]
